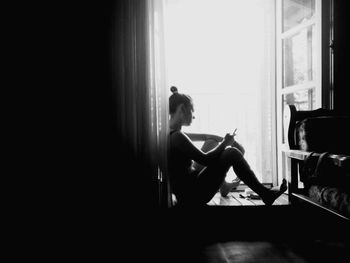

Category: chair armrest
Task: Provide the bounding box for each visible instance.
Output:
[284,149,350,170]
[284,150,310,160]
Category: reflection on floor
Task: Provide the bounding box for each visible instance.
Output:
[201,240,350,263]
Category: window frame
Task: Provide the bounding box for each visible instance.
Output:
[275,0,333,185]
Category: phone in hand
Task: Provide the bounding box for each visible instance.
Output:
[233,128,237,136]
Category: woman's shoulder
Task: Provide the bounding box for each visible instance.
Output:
[170,129,182,136]
[169,130,189,143]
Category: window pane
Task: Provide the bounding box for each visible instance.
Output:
[283,25,315,87]
[282,88,315,143]
[282,0,315,32]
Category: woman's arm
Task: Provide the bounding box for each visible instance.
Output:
[185,132,245,155]
[185,132,223,142]
[171,131,232,166]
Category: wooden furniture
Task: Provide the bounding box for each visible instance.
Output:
[283,105,350,221]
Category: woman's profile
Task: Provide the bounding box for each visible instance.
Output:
[168,86,287,207]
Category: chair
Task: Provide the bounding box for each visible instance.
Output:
[283,104,350,221]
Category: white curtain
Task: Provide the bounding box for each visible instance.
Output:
[147,0,171,208]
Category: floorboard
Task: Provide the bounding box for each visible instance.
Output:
[208,191,289,206]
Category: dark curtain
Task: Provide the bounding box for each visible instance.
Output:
[113,0,164,210]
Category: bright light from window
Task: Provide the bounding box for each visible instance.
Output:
[164,0,275,182]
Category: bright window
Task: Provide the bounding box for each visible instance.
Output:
[164,0,276,183]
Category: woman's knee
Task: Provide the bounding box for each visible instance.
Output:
[220,147,243,164]
[232,141,245,155]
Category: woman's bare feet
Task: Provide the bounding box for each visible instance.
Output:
[220,178,241,197]
[261,179,288,206]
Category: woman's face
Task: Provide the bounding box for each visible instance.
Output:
[182,104,194,126]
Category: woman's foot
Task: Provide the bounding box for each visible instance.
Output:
[220,178,241,197]
[261,179,287,206]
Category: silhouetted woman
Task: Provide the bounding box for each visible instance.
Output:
[168,86,286,207]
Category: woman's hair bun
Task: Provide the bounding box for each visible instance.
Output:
[170,86,178,94]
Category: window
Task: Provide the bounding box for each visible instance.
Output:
[276,0,330,184]
[164,0,276,183]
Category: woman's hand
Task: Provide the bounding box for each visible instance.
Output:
[223,133,235,147]
[222,129,238,147]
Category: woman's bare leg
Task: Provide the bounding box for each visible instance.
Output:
[219,147,287,205]
[191,146,286,206]
[193,139,241,197]
[191,146,245,204]
[193,163,230,205]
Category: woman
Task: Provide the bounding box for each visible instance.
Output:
[168,86,287,207]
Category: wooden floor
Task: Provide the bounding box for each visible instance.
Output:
[207,191,289,206]
[201,240,350,263]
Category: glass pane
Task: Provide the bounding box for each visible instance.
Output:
[282,88,315,143]
[283,25,315,88]
[282,0,315,32]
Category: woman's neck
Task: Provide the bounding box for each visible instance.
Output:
[169,116,182,131]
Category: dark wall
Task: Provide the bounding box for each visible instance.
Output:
[63,2,157,213]
[333,0,350,113]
